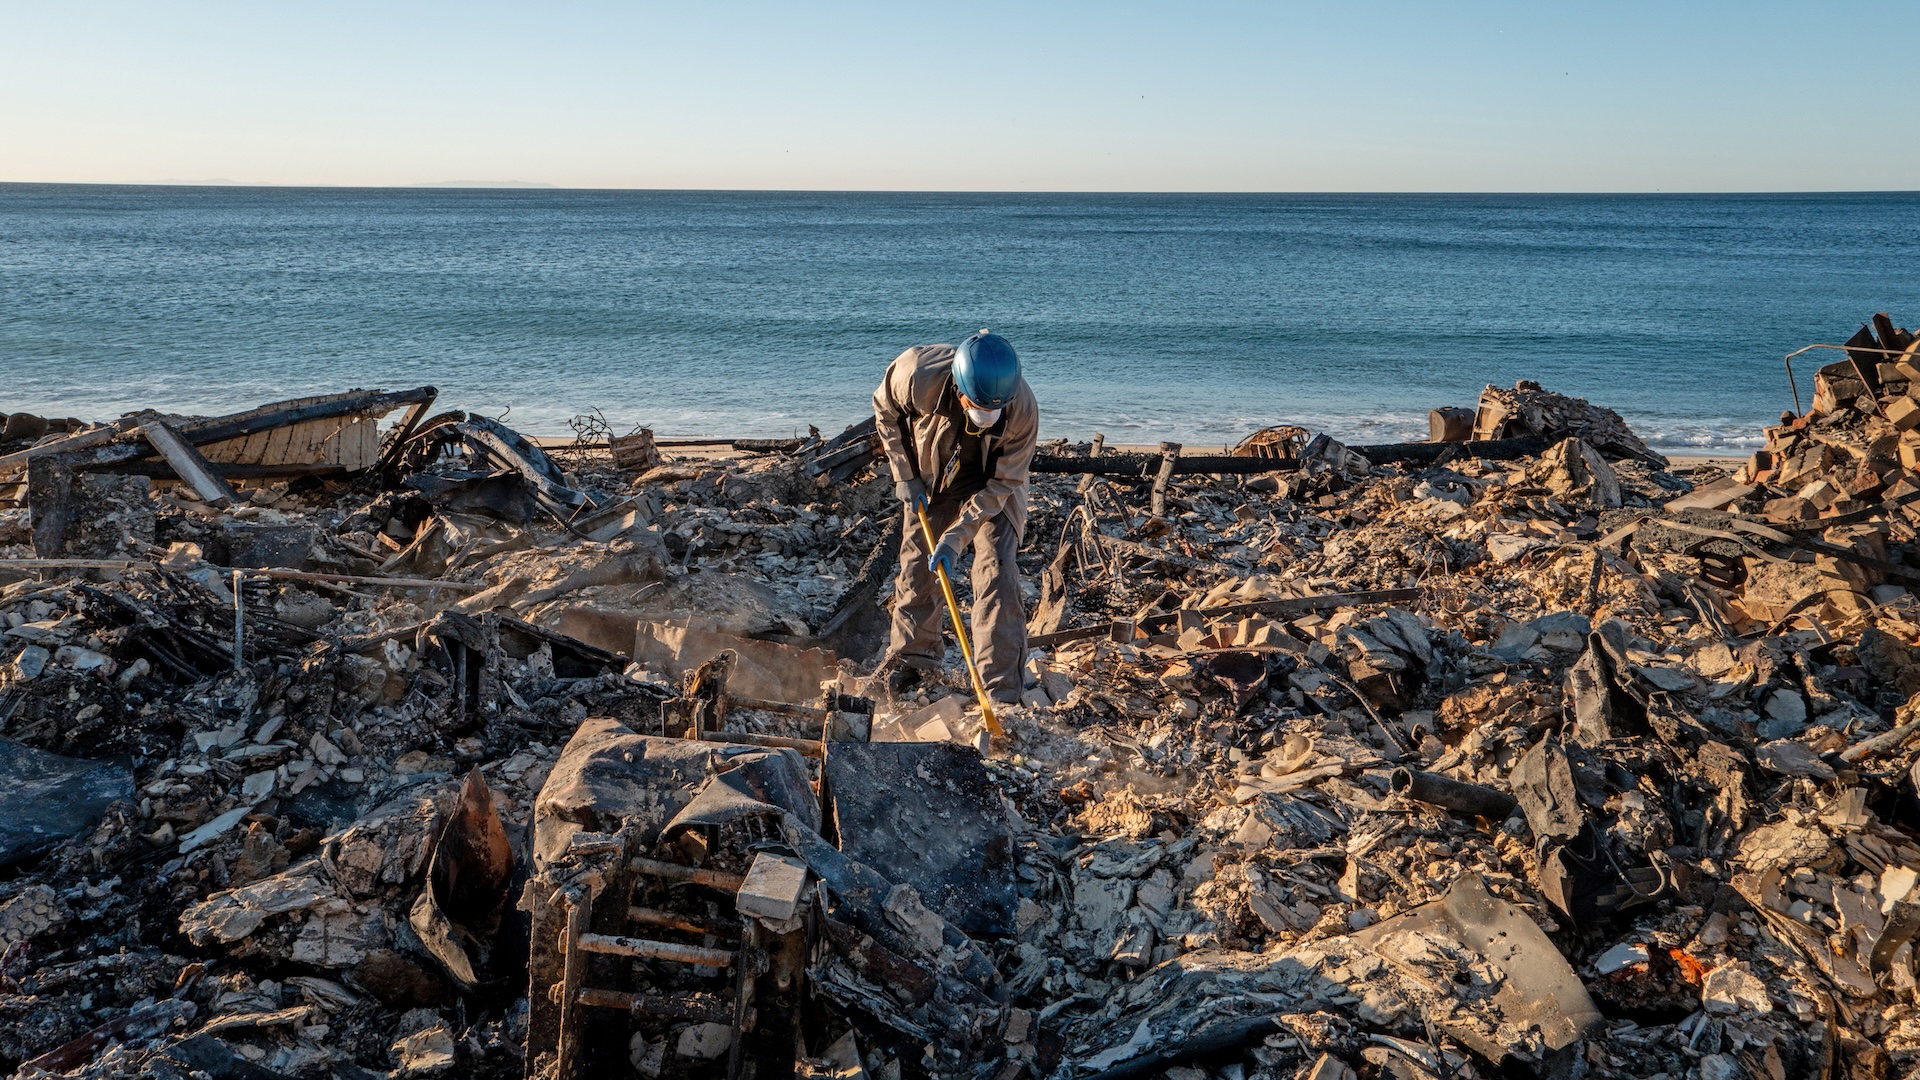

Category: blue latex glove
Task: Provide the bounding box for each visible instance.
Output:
[927,542,959,578]
[895,478,928,513]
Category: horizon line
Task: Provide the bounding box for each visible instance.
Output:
[3,180,1920,198]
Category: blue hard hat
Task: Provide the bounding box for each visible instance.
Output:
[953,330,1021,409]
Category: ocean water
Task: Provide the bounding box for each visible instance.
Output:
[3,185,1917,452]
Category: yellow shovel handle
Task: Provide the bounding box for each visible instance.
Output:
[914,503,1004,738]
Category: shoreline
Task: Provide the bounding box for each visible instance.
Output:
[531,433,1750,470]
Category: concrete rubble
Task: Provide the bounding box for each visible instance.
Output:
[0,314,1919,1078]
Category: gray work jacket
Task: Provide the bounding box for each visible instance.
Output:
[871,343,1039,549]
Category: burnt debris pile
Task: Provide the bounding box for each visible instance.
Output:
[1,317,1920,1079]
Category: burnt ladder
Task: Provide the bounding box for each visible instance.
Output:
[557,856,803,1080]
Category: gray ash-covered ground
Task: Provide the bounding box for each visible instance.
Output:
[2,364,1920,1079]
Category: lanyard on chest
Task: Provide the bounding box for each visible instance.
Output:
[938,437,968,493]
[934,386,996,494]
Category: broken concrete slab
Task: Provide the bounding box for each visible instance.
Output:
[736,852,811,923]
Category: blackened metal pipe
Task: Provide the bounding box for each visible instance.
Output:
[1391,768,1517,818]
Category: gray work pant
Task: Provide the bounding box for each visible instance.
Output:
[891,497,1027,701]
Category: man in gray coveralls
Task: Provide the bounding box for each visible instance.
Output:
[871,330,1038,702]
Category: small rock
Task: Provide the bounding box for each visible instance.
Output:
[390,1021,456,1075]
[676,1022,734,1060]
[1754,740,1836,781]
[114,656,150,689]
[311,734,347,766]
[629,1035,666,1079]
[11,645,49,681]
[1489,622,1540,660]
[1698,1053,1745,1080]
[53,645,110,672]
[1015,898,1046,934]
[881,883,947,954]
[1697,911,1731,946]
[241,770,276,801]
[1764,690,1808,727]
[1041,669,1075,702]
[1593,940,1649,974]
[1702,959,1772,1016]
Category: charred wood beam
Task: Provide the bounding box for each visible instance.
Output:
[139,420,239,507]
[1354,434,1557,467]
[375,392,439,477]
[1029,436,1557,476]
[1650,509,1920,589]
[77,583,235,675]
[625,906,739,937]
[630,857,746,892]
[574,987,734,1025]
[1150,441,1180,517]
[494,612,629,672]
[0,424,130,477]
[100,461,354,480]
[651,437,813,453]
[173,387,437,448]
[575,933,736,967]
[697,729,825,757]
[804,416,880,485]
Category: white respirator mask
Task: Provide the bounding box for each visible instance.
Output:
[965,406,1003,428]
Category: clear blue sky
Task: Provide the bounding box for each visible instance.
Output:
[2,1,1914,191]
